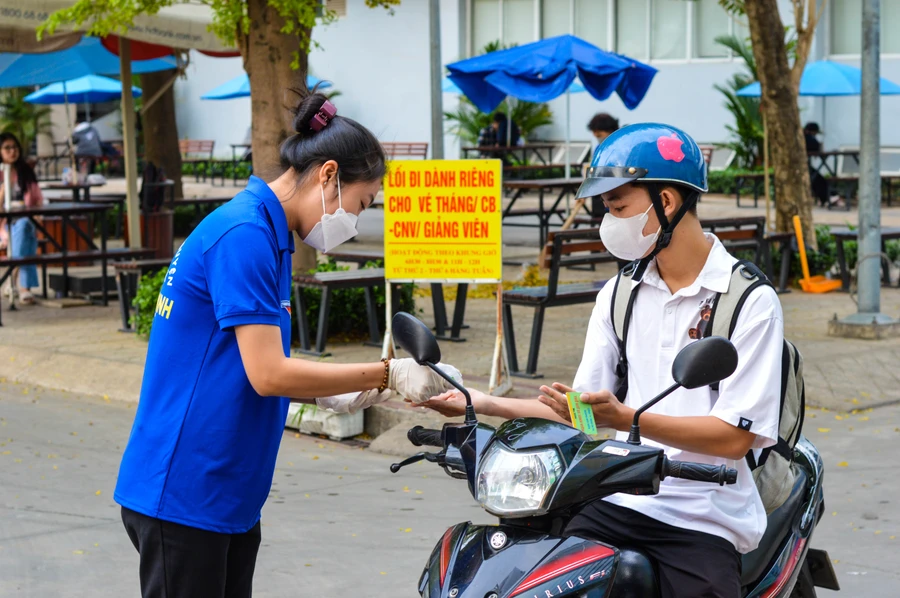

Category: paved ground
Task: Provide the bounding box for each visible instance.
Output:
[1,384,897,597]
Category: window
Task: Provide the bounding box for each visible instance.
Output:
[650,0,687,60]
[694,0,730,58]
[616,0,648,59]
[574,0,609,50]
[541,0,569,38]
[831,0,862,54]
[504,0,536,46]
[473,0,501,53]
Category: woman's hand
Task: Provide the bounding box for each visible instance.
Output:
[538,383,633,431]
[418,387,488,418]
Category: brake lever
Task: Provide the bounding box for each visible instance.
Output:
[390,451,443,473]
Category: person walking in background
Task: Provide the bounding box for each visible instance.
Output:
[0,132,44,305]
[72,121,104,175]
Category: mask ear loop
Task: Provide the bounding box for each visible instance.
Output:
[319,182,327,215]
[336,173,342,210]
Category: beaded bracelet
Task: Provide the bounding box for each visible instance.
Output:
[378,358,391,393]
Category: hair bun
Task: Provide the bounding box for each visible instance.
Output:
[289,84,332,137]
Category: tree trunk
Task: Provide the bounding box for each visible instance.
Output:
[744,0,816,245]
[240,0,317,274]
[139,70,183,200]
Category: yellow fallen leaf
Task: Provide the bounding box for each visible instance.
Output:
[403,486,410,493]
[833,559,840,564]
[380,572,387,575]
[287,462,293,467]
[73,550,84,555]
[94,543,99,547]
[304,493,310,498]
[294,433,300,438]
[875,530,882,535]
[415,490,423,495]
[860,391,870,397]
[851,398,859,404]
[70,432,77,436]
[53,465,58,470]
[1,451,10,456]
[352,533,357,537]
[317,443,325,449]
[832,511,837,516]
[890,536,896,540]
[14,459,21,463]
[305,564,312,567]
[818,428,831,433]
[343,466,348,471]
[95,490,102,496]
[838,461,849,467]
[858,416,870,422]
[404,528,412,533]
[338,476,343,479]
[311,455,319,461]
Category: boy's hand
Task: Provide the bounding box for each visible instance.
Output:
[539,383,633,431]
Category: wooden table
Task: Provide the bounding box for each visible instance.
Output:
[462,143,557,165]
[0,202,111,302]
[830,226,900,291]
[47,195,126,238]
[502,177,583,245]
[43,181,105,202]
[808,151,859,178]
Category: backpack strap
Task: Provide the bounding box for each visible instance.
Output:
[610,260,641,402]
[707,260,772,341]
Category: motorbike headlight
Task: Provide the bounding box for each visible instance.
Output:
[476,441,563,517]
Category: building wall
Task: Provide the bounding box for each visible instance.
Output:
[170,0,900,162]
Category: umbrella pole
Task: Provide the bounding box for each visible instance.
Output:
[506,97,512,147]
[763,111,772,233]
[565,89,571,178]
[62,82,77,178]
[119,39,142,248]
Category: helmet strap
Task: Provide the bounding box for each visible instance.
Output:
[635,183,701,277]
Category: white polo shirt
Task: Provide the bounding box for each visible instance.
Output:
[572,234,783,554]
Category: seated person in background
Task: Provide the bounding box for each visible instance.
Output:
[0,132,45,304]
[803,122,842,208]
[492,112,520,147]
[72,121,104,175]
[588,112,619,145]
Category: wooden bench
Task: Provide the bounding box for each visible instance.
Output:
[292,268,389,356]
[326,249,385,266]
[382,142,428,159]
[503,228,619,378]
[113,258,174,332]
[179,140,219,184]
[0,247,156,326]
[733,173,773,208]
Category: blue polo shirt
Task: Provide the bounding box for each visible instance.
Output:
[115,176,295,533]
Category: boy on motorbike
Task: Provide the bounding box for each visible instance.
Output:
[422,123,784,598]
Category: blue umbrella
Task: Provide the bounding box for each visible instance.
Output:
[201,73,331,100]
[446,34,656,113]
[447,35,655,165]
[24,75,142,104]
[0,37,176,89]
[442,75,586,95]
[736,60,900,97]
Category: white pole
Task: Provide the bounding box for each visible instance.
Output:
[381,283,395,360]
[3,162,15,308]
[565,88,572,177]
[506,97,512,147]
[2,163,10,213]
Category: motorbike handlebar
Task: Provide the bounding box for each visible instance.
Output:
[407,426,443,448]
[662,458,737,486]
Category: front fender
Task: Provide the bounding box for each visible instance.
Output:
[419,523,617,598]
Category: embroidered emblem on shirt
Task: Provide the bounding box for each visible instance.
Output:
[281,300,292,316]
[688,298,713,339]
[738,417,753,431]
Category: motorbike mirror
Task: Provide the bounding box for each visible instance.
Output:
[392,312,441,365]
[671,337,739,389]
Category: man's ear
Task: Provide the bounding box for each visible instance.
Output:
[659,186,682,218]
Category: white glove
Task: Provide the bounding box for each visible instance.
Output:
[315,388,393,414]
[388,358,463,404]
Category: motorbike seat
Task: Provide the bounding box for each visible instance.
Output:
[611,549,660,598]
[740,466,809,587]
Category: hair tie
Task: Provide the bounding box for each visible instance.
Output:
[309,100,337,132]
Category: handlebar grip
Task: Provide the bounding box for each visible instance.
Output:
[663,459,738,486]
[408,426,442,448]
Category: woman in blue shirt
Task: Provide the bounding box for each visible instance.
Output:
[115,89,456,598]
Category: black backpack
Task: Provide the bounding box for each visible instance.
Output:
[610,259,805,513]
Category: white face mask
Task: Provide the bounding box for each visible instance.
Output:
[302,173,359,253]
[599,204,660,261]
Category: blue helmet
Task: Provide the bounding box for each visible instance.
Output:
[577,123,708,200]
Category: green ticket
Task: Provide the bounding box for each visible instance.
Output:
[566,392,597,435]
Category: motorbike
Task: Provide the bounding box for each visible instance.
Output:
[388,312,840,598]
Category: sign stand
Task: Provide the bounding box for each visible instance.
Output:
[489,283,512,396]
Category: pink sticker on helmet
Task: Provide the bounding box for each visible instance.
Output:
[657,133,685,163]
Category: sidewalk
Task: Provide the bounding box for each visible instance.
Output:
[1,282,899,425]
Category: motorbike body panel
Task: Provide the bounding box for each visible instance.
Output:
[420,523,618,598]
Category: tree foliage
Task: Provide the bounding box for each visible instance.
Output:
[39,0,400,68]
[0,88,52,155]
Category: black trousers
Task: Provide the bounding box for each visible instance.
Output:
[121,507,261,598]
[565,501,741,598]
